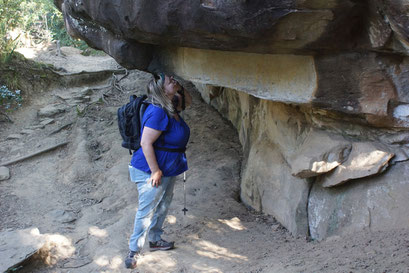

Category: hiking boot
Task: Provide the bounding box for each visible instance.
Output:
[124,250,139,269]
[149,239,175,251]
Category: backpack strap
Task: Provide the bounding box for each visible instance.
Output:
[127,95,148,156]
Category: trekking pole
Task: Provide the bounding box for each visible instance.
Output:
[182,172,188,215]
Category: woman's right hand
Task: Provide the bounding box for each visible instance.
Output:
[141,127,163,187]
[149,169,163,187]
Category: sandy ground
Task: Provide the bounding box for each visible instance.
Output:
[0,46,408,273]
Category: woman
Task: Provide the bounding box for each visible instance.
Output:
[125,73,192,269]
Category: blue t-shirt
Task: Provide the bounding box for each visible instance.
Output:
[130,104,190,176]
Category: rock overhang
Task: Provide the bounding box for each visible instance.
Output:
[54,0,390,67]
[54,0,409,239]
[55,0,409,128]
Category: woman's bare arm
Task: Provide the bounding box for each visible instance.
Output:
[140,127,162,187]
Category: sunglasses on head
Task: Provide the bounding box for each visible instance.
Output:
[154,73,179,86]
[154,72,165,83]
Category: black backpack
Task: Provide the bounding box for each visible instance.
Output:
[117,95,149,154]
[117,95,187,154]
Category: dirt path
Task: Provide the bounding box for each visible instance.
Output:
[0,47,408,273]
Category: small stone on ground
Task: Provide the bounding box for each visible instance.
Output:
[38,104,67,118]
[7,134,23,140]
[0,166,10,180]
[40,118,54,126]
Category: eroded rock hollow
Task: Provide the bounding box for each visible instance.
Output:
[56,0,409,239]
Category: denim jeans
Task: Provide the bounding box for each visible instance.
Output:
[128,165,176,252]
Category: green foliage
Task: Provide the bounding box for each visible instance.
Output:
[48,13,88,50]
[0,0,23,63]
[0,85,22,112]
[20,0,88,49]
[0,0,90,63]
[21,0,88,49]
[0,0,22,29]
[81,47,107,56]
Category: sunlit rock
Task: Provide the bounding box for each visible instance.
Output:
[0,166,10,181]
[290,130,352,178]
[0,228,45,272]
[38,104,67,118]
[309,162,409,240]
[393,105,409,127]
[155,47,317,104]
[320,142,394,188]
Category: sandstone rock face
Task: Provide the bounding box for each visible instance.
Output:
[320,142,394,188]
[157,49,409,129]
[57,0,409,239]
[158,48,317,104]
[309,162,409,240]
[241,139,310,235]
[201,87,311,235]
[195,84,409,239]
[290,130,352,179]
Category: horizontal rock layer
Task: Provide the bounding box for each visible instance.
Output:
[157,47,409,129]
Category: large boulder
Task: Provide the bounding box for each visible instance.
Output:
[241,138,310,235]
[55,0,409,239]
[309,162,409,240]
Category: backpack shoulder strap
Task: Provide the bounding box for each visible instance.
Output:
[139,101,149,127]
